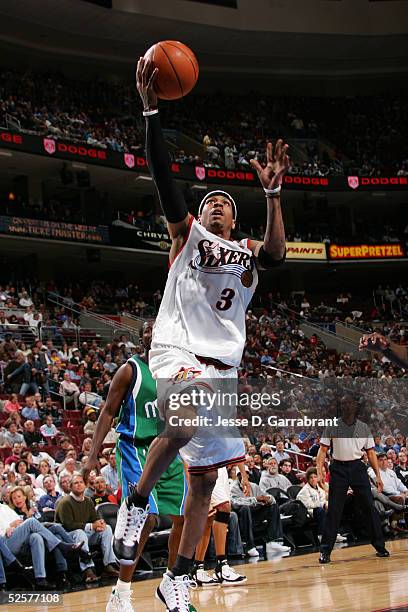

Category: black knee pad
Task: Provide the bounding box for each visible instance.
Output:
[215,510,230,525]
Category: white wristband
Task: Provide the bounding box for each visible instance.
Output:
[264,186,281,197]
[142,108,159,117]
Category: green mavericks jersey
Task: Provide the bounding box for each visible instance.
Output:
[116,355,163,443]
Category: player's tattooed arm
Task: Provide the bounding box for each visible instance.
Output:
[248,140,289,269]
[82,362,133,483]
[136,57,192,247]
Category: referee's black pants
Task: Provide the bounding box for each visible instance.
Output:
[320,459,385,554]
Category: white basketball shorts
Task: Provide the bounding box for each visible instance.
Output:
[149,343,245,474]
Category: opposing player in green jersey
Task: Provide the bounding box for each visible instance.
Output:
[83,322,189,612]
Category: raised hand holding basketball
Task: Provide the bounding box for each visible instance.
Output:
[250,140,290,190]
[136,57,158,111]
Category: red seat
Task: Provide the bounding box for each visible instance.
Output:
[0,448,12,461]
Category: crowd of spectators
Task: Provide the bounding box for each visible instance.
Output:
[0,274,407,590]
[1,67,408,176]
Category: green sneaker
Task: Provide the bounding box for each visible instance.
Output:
[189,605,197,612]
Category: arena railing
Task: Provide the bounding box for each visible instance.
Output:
[47,292,140,343]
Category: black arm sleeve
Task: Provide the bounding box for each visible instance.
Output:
[145,113,188,223]
[383,348,408,369]
[257,245,286,269]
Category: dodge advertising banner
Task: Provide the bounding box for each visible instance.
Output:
[329,243,405,260]
[1,129,408,191]
[0,216,109,244]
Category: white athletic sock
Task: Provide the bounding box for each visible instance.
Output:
[116,579,131,595]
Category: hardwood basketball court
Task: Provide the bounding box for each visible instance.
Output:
[13,539,408,612]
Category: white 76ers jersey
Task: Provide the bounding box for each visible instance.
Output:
[152,218,258,367]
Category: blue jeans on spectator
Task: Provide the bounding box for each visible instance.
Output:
[207,511,244,558]
[69,526,116,571]
[20,382,39,396]
[0,537,17,585]
[6,517,66,578]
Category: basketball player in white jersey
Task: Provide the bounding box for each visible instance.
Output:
[113,57,289,612]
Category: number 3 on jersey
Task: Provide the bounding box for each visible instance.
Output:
[216,288,235,311]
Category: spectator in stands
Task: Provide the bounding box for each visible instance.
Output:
[35,460,54,490]
[91,476,118,506]
[0,504,82,590]
[0,334,17,362]
[374,435,384,453]
[273,440,290,463]
[23,420,42,446]
[103,354,117,374]
[55,473,119,582]
[20,450,39,478]
[59,373,80,409]
[79,437,93,461]
[58,457,79,479]
[3,422,24,448]
[14,462,34,485]
[79,384,103,410]
[4,443,23,466]
[54,437,72,464]
[259,458,292,500]
[0,536,32,591]
[9,486,41,519]
[279,458,300,485]
[395,452,408,487]
[38,475,61,514]
[386,448,398,467]
[296,467,327,535]
[308,436,321,457]
[38,397,62,427]
[369,454,408,533]
[21,396,40,421]
[394,434,405,453]
[244,455,261,485]
[30,444,55,471]
[4,351,26,394]
[83,408,98,435]
[231,475,290,556]
[3,394,22,415]
[58,474,72,497]
[100,449,118,492]
[39,416,59,444]
[84,470,98,499]
[287,434,301,453]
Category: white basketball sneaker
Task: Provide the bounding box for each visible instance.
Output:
[212,562,247,587]
[156,572,194,612]
[106,587,135,612]
[191,563,218,587]
[112,495,149,564]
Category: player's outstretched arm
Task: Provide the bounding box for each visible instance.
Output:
[136,57,192,247]
[82,362,133,483]
[359,332,408,368]
[248,140,289,269]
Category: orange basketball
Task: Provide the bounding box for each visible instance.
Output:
[144,41,199,100]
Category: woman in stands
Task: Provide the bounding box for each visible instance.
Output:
[14,461,35,485]
[35,459,56,490]
[3,394,22,415]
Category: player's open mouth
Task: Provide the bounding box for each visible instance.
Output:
[211,210,223,217]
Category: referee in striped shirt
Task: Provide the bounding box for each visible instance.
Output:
[316,394,389,563]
